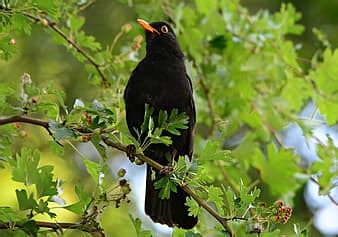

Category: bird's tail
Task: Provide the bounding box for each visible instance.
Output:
[145,164,198,229]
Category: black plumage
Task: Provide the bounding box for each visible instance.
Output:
[124,19,197,229]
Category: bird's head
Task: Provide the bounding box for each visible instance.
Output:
[137,19,184,59]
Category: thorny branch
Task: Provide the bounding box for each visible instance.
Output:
[0,115,234,236]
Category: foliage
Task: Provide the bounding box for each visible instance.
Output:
[0,0,337,236]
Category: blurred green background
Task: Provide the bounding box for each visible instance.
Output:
[1,0,337,236]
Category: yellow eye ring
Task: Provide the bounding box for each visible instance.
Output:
[161,25,169,33]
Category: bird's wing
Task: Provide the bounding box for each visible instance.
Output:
[185,74,196,158]
[124,65,147,138]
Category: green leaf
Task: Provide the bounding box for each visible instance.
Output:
[253,144,300,196]
[64,185,91,214]
[32,0,61,19]
[0,207,25,222]
[281,71,312,112]
[149,135,172,146]
[166,109,189,135]
[83,159,100,184]
[199,140,230,161]
[69,15,85,31]
[224,187,236,216]
[141,104,154,133]
[77,31,101,51]
[311,137,338,193]
[209,35,227,52]
[19,219,39,237]
[16,189,37,210]
[311,49,338,95]
[207,186,224,215]
[11,148,40,185]
[261,229,281,237]
[157,110,168,128]
[91,133,107,160]
[35,165,58,198]
[129,214,152,237]
[154,176,177,199]
[195,0,218,15]
[35,199,49,214]
[186,197,200,217]
[49,121,75,141]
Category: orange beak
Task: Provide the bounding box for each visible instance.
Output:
[137,19,160,34]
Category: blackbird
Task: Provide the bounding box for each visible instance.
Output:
[124,19,197,229]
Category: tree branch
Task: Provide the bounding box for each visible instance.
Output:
[21,12,108,87]
[0,115,234,236]
[100,134,233,236]
[0,221,104,236]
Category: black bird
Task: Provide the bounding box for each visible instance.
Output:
[124,19,197,229]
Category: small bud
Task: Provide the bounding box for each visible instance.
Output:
[134,35,143,44]
[31,96,38,104]
[41,18,49,27]
[121,23,132,33]
[121,184,131,194]
[9,38,16,45]
[274,200,284,207]
[80,135,92,142]
[14,123,21,129]
[19,130,27,137]
[117,168,126,177]
[86,116,92,125]
[134,158,144,166]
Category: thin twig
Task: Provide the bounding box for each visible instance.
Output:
[20,12,108,86]
[310,177,338,206]
[0,221,104,235]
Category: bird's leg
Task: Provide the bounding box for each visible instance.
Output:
[159,149,177,175]
[126,144,136,163]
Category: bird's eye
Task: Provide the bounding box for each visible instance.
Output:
[161,25,169,33]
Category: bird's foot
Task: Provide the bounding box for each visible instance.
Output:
[126,144,136,163]
[159,166,174,175]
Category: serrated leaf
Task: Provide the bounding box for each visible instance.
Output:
[199,140,230,161]
[154,176,177,199]
[35,199,49,214]
[16,189,37,210]
[83,159,100,184]
[69,15,85,31]
[253,144,300,196]
[129,214,152,237]
[207,186,224,215]
[64,185,91,214]
[141,104,154,133]
[0,207,25,222]
[19,219,39,237]
[49,121,75,141]
[11,148,39,185]
[35,165,58,198]
[186,197,200,217]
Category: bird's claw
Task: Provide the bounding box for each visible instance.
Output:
[159,166,174,175]
[126,144,136,162]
